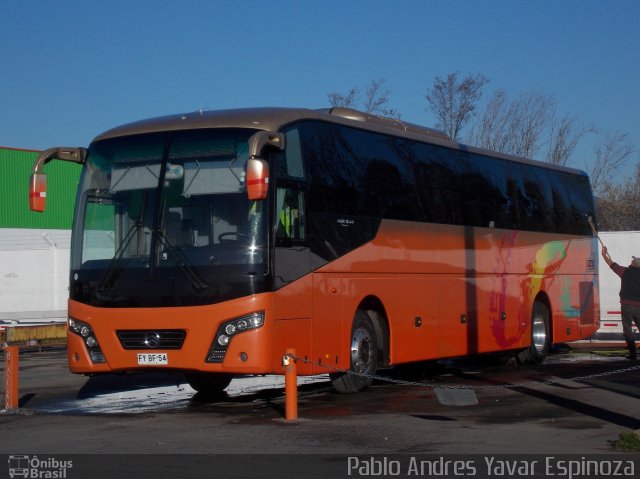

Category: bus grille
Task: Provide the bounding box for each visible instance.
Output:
[116,330,186,350]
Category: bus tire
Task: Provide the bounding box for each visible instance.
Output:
[517,301,550,364]
[330,310,378,394]
[185,372,233,397]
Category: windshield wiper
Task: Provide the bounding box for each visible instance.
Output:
[97,221,143,292]
[152,229,210,292]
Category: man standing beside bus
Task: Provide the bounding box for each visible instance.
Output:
[601,246,640,360]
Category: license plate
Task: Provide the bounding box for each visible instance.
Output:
[137,353,168,365]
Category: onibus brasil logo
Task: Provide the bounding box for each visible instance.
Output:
[8,455,72,478]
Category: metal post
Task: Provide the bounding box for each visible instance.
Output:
[4,345,20,409]
[284,348,298,421]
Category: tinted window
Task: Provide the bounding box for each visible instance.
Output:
[298,120,593,236]
[302,122,419,220]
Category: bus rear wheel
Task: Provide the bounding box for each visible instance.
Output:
[330,310,379,393]
[185,372,233,397]
[517,301,550,364]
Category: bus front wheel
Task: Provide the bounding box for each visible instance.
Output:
[330,310,378,393]
[517,301,550,364]
[185,372,233,397]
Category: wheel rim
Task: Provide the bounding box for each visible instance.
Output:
[350,327,373,373]
[532,314,547,353]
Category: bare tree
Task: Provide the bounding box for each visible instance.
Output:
[596,162,640,230]
[588,131,636,194]
[362,79,399,118]
[328,87,359,109]
[328,79,399,117]
[467,89,510,152]
[469,89,555,158]
[507,91,555,158]
[545,114,593,166]
[425,72,489,141]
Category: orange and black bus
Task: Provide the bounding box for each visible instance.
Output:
[29,107,599,393]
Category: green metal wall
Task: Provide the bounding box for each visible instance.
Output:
[0,147,81,229]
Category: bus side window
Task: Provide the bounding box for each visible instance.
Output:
[276,188,305,241]
[282,128,305,179]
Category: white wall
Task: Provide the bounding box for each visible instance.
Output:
[0,229,70,323]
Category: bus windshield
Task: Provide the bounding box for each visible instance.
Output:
[70,128,270,307]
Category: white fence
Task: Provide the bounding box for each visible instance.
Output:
[0,229,70,324]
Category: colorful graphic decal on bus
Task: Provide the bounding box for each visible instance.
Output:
[528,240,567,300]
[491,234,596,346]
[532,239,596,320]
[490,235,577,347]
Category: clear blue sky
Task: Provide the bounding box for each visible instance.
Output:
[1,0,638,177]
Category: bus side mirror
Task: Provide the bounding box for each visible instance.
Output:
[245,131,284,201]
[28,147,87,213]
[29,172,48,212]
[246,158,269,200]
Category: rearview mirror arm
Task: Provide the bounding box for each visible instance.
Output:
[247,132,285,160]
[33,147,88,174]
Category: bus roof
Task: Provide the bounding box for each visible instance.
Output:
[93,106,588,177]
[94,107,448,142]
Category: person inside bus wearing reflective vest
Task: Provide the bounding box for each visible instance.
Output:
[601,246,640,360]
[277,189,301,240]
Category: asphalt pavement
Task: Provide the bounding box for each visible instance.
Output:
[1,347,638,478]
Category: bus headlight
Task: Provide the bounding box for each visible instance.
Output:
[68,317,106,364]
[206,311,264,363]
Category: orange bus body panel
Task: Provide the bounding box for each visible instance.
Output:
[311,220,598,370]
[68,220,598,376]
[68,294,279,375]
